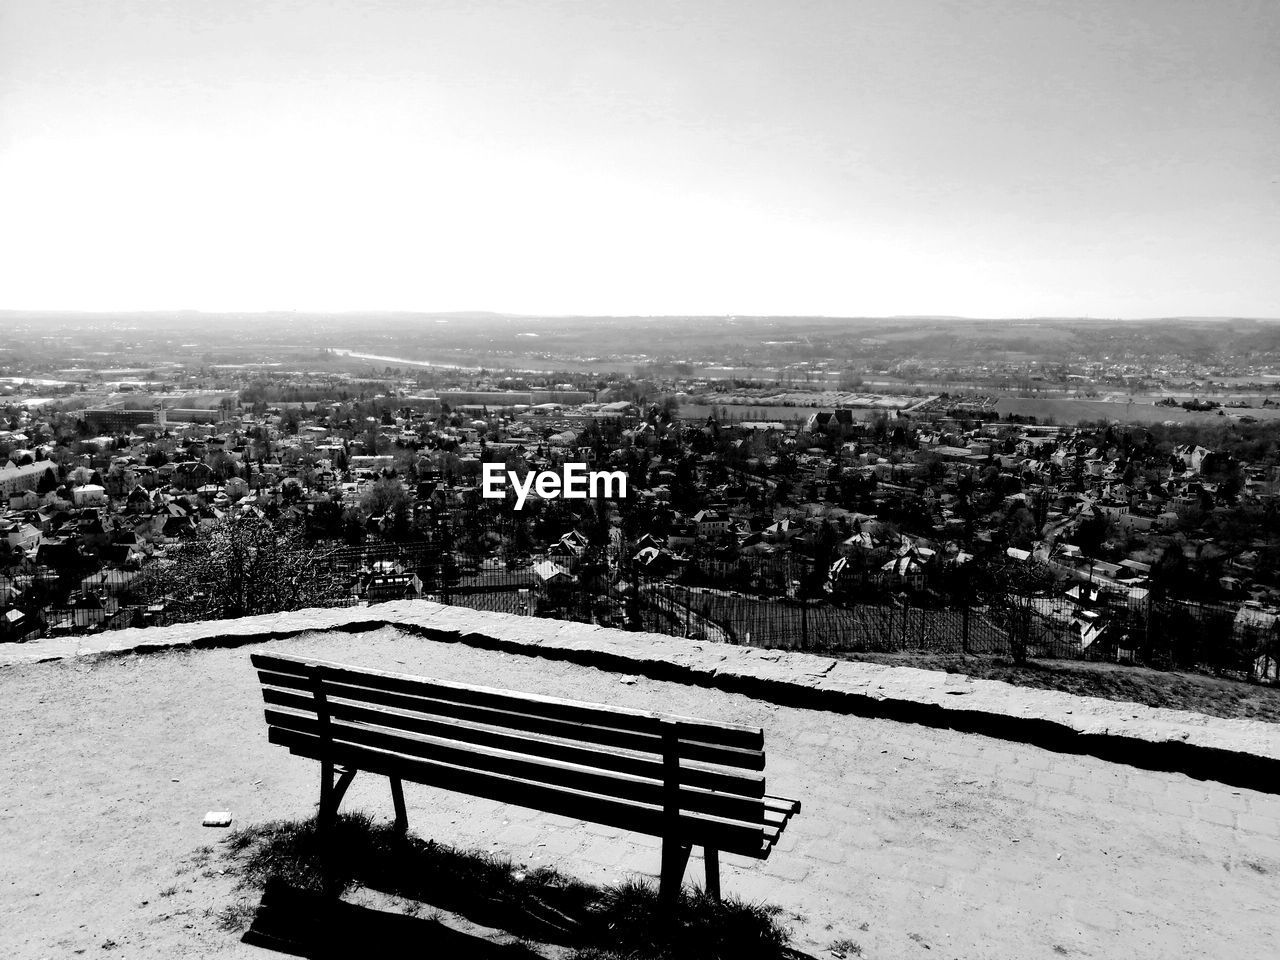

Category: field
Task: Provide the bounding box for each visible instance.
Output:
[682,403,867,422]
[995,396,1280,425]
[682,395,1280,426]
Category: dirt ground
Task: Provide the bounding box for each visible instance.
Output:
[2,627,1278,959]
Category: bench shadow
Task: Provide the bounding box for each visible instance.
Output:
[242,878,539,959]
[227,816,816,959]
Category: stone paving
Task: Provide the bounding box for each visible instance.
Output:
[2,625,1277,959]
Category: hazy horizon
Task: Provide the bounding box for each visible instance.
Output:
[3,310,1280,325]
[3,1,1278,317]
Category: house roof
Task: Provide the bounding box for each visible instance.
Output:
[532,560,571,582]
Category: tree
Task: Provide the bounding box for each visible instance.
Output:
[1003,503,1038,548]
[341,507,367,545]
[805,520,839,596]
[773,479,792,505]
[36,467,58,496]
[206,450,238,482]
[869,409,890,444]
[359,477,410,520]
[1150,542,1191,597]
[280,477,304,502]
[1076,511,1113,558]
[135,517,345,620]
[970,554,1056,665]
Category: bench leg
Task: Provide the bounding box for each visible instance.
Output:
[317,763,358,832]
[318,761,335,831]
[389,776,408,836]
[659,838,691,905]
[704,847,720,901]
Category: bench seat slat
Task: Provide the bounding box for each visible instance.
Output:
[762,801,800,829]
[257,670,765,772]
[268,726,773,859]
[762,795,802,846]
[764,795,801,814]
[252,653,763,752]
[262,686,765,798]
[263,707,769,826]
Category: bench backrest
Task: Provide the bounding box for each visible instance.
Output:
[253,652,786,858]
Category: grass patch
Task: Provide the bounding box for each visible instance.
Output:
[566,879,790,960]
[826,938,862,957]
[835,651,1280,722]
[222,813,793,959]
[215,900,257,932]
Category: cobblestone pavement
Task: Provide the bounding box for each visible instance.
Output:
[2,627,1277,959]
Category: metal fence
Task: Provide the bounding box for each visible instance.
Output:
[3,539,1277,685]
[612,577,1278,684]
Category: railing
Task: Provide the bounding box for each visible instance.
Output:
[3,542,1277,685]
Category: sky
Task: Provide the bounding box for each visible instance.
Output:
[1,0,1277,318]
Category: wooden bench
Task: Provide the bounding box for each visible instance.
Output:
[252,652,801,900]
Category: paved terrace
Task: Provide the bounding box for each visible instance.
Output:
[2,608,1278,959]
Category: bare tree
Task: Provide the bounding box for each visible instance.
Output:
[971,554,1057,665]
[136,517,346,621]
